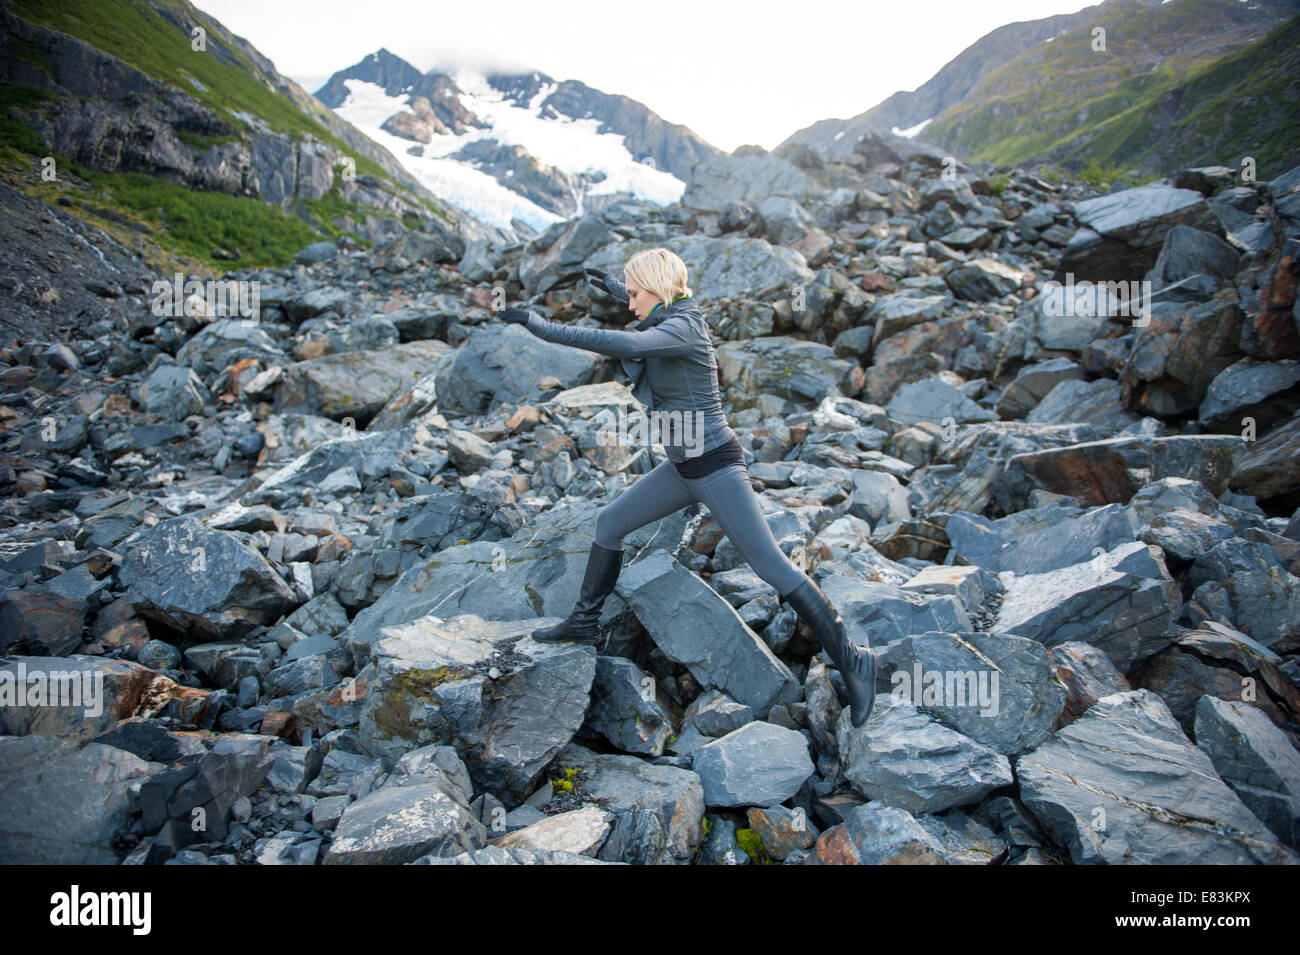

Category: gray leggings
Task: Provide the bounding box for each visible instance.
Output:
[594,459,809,598]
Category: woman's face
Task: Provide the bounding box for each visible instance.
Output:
[624,274,664,321]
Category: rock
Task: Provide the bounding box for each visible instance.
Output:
[615,549,801,714]
[821,572,970,651]
[588,234,815,302]
[279,340,451,426]
[870,293,949,345]
[0,585,85,656]
[692,722,814,807]
[135,365,209,420]
[885,378,997,429]
[356,614,595,804]
[809,803,947,865]
[140,734,274,852]
[324,783,485,864]
[914,809,1006,864]
[836,694,1013,814]
[956,503,1139,577]
[1119,293,1245,417]
[746,804,819,860]
[996,359,1086,419]
[0,656,190,742]
[944,257,1025,302]
[582,655,673,756]
[683,152,816,213]
[1233,409,1300,500]
[1058,184,1220,282]
[716,335,854,409]
[1016,689,1298,864]
[994,434,1242,509]
[385,744,474,806]
[519,217,613,295]
[994,541,1178,674]
[1198,358,1300,426]
[489,806,613,857]
[0,737,163,863]
[264,742,323,795]
[438,322,605,416]
[1028,378,1141,433]
[1146,225,1240,299]
[117,516,296,642]
[548,742,704,864]
[413,846,618,865]
[683,689,755,738]
[294,241,337,265]
[699,814,750,865]
[880,630,1067,755]
[1194,696,1300,849]
[1048,641,1132,728]
[1186,539,1300,648]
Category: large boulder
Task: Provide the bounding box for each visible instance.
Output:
[547,741,705,865]
[836,694,1013,814]
[117,516,297,642]
[1016,689,1298,864]
[880,630,1067,755]
[356,613,596,805]
[278,340,450,427]
[993,541,1179,674]
[0,737,163,864]
[691,722,814,807]
[1056,184,1221,282]
[682,152,817,213]
[716,335,855,409]
[616,549,801,714]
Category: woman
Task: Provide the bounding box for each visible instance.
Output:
[496,248,876,727]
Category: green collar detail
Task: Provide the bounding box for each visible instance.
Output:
[646,294,690,317]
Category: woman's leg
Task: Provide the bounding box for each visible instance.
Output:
[593,458,698,550]
[690,463,878,725]
[688,463,808,596]
[534,459,697,645]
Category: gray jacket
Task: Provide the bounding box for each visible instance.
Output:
[522,274,737,464]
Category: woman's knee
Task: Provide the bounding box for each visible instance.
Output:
[594,506,625,547]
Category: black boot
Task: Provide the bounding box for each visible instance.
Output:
[783,577,876,728]
[531,542,625,646]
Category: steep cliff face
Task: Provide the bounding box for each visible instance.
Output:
[0,0,497,259]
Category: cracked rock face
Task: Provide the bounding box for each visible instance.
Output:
[1016,689,1300,864]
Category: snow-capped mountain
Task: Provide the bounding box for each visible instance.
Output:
[314,49,722,242]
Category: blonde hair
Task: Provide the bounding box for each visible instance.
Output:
[624,247,692,305]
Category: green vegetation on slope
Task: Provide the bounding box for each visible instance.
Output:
[923,0,1300,179]
[6,0,456,220]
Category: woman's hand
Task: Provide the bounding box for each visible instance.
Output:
[585,268,614,297]
[497,307,531,325]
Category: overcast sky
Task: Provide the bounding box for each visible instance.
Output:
[193,0,1098,153]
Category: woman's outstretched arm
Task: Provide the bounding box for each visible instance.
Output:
[523,309,695,359]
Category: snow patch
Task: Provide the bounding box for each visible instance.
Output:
[890,118,933,139]
[329,70,685,233]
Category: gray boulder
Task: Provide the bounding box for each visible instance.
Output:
[994,541,1179,674]
[118,516,296,642]
[836,694,1013,814]
[691,722,814,807]
[356,613,595,804]
[881,630,1067,755]
[1193,696,1300,849]
[324,783,485,864]
[616,548,801,714]
[1017,689,1298,864]
[0,736,164,864]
